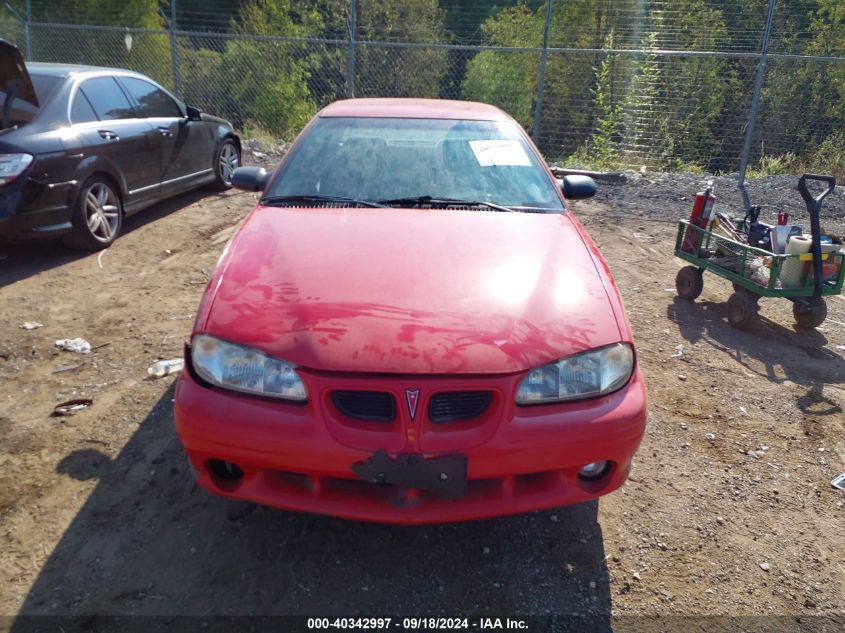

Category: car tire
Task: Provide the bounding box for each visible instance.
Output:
[212,138,240,190]
[63,176,123,251]
[675,266,704,301]
[793,298,827,330]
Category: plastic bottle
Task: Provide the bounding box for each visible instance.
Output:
[147,358,185,378]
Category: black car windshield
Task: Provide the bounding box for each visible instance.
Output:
[266,117,565,211]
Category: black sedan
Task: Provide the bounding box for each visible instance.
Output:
[0,40,240,250]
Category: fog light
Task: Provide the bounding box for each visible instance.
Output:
[578,460,610,481]
[208,459,244,482]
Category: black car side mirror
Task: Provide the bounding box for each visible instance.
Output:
[185,105,202,121]
[231,166,270,192]
[561,175,597,200]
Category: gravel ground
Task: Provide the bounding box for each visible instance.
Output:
[0,159,843,632]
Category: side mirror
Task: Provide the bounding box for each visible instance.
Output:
[185,105,202,121]
[561,175,597,200]
[231,166,270,192]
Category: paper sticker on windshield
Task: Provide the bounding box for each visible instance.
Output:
[468,140,532,167]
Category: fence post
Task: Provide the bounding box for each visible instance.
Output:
[531,0,553,143]
[347,0,357,98]
[737,0,777,210]
[170,0,181,97]
[23,0,31,60]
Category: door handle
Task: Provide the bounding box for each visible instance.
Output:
[98,130,119,140]
[157,126,173,137]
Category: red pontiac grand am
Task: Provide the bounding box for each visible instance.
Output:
[174,98,647,524]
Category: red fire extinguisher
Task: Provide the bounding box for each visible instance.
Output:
[682,187,716,254]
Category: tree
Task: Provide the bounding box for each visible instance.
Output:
[461,4,541,128]
[220,0,320,137]
[354,0,449,98]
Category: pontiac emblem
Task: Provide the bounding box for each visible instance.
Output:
[405,388,420,420]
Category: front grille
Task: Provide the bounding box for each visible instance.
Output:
[429,391,492,423]
[331,390,396,422]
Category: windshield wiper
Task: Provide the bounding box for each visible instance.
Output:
[259,194,386,208]
[376,195,515,213]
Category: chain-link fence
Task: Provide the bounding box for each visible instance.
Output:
[1,0,844,187]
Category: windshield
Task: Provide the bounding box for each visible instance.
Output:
[266,116,564,211]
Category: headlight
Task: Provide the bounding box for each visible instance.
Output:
[191,334,308,402]
[515,343,634,405]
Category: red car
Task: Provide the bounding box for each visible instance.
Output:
[174,98,647,524]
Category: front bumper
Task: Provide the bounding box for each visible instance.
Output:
[174,365,647,524]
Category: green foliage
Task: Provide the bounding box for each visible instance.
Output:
[179,46,228,117]
[355,0,449,98]
[220,0,320,138]
[9,0,845,174]
[746,152,799,178]
[25,0,171,85]
[591,38,623,165]
[31,0,162,28]
[805,129,845,180]
[461,4,540,127]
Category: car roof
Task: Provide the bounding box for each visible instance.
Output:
[26,62,136,78]
[319,98,512,122]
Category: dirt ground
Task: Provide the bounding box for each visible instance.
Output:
[0,167,843,631]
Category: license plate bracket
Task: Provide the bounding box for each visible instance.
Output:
[351,450,468,500]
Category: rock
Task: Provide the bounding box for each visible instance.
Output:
[632,572,641,581]
[759,562,770,572]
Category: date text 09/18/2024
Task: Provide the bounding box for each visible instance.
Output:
[307,618,528,630]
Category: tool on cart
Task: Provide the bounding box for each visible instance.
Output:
[673,174,845,330]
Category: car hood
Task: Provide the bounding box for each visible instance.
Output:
[202,206,623,374]
[0,39,37,108]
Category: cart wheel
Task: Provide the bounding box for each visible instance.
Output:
[676,266,704,301]
[727,290,758,329]
[793,298,827,330]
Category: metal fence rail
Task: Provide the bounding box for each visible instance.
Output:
[0,0,844,193]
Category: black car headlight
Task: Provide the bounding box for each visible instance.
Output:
[515,343,634,405]
[191,334,308,402]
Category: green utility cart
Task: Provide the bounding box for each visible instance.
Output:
[673,174,845,329]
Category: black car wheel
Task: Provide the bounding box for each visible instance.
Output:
[212,139,240,190]
[64,177,123,251]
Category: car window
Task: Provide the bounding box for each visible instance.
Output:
[268,117,564,211]
[78,76,135,121]
[120,77,182,118]
[31,74,61,104]
[0,74,61,126]
[70,91,98,124]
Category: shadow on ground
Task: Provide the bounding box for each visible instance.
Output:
[667,296,845,418]
[10,385,613,631]
[0,188,223,288]
[667,296,845,383]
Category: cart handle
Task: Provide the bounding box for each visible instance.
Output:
[797,173,836,207]
[796,173,836,300]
